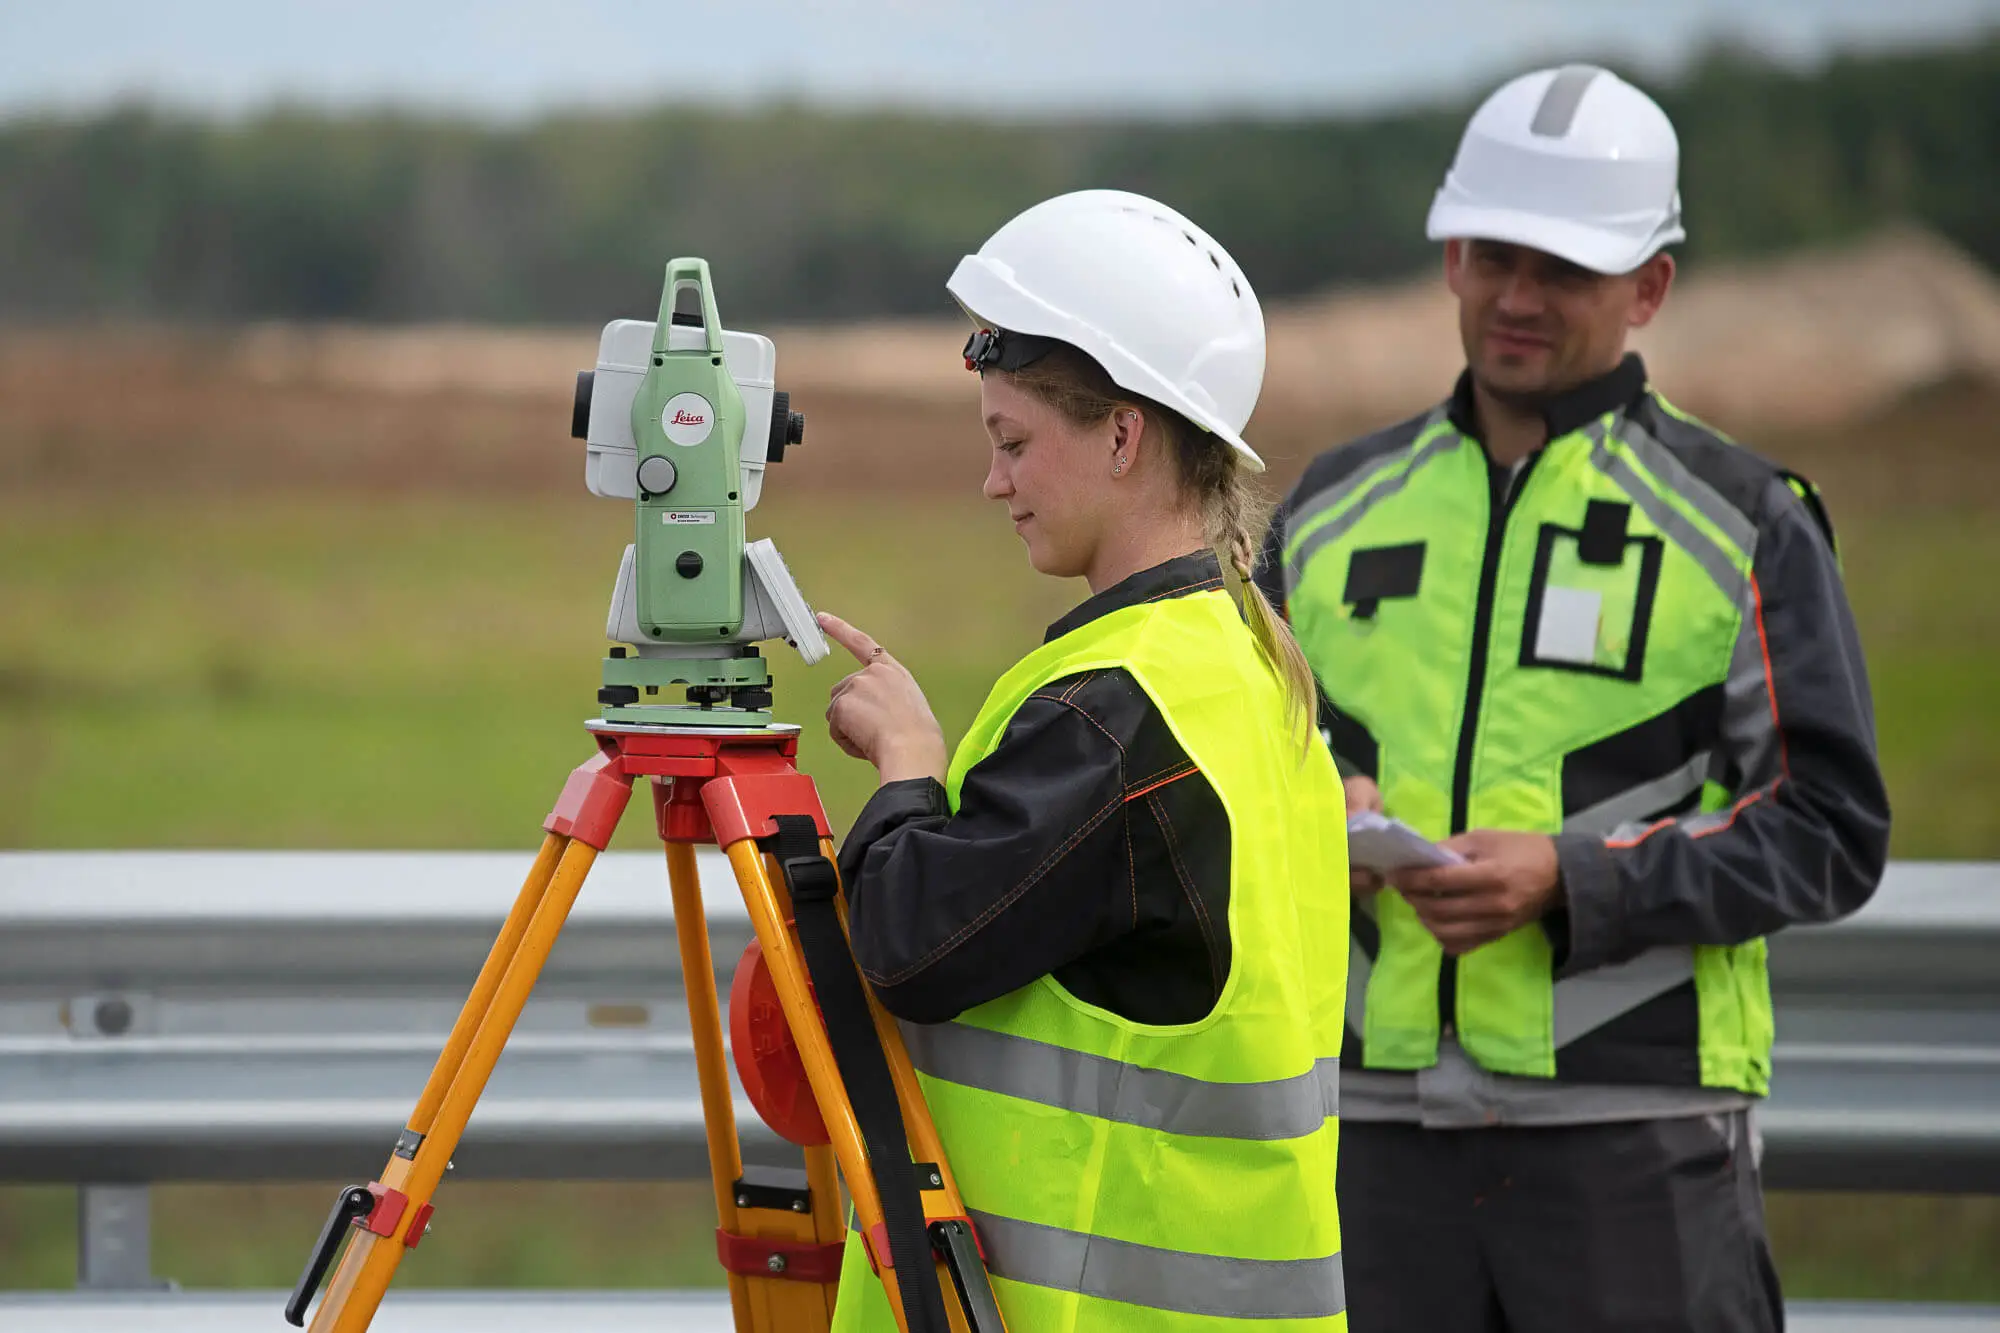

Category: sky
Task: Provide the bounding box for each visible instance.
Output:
[1,0,1996,120]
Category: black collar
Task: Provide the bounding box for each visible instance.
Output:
[1446,352,1649,446]
[1044,550,1226,644]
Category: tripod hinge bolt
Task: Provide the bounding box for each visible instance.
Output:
[792,1199,808,1213]
[767,1254,788,1274]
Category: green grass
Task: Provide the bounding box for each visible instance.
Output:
[0,1183,1995,1300]
[0,492,1081,847]
[3,489,1997,1299]
[0,1182,726,1290]
[1837,510,2000,858]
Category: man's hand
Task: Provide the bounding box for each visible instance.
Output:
[1392,829,1562,956]
[1343,775,1386,896]
[818,612,948,784]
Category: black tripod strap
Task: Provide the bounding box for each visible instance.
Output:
[769,815,949,1333]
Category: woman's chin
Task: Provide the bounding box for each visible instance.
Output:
[1019,537,1068,577]
[1014,525,1085,579]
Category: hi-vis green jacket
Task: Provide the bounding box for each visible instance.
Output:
[1256,355,1890,1093]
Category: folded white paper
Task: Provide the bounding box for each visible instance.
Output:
[1346,811,1465,874]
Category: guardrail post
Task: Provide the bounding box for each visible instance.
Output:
[77,1184,168,1290]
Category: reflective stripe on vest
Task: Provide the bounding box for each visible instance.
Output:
[1289,394,1776,1094]
[1285,410,1455,600]
[971,1209,1347,1321]
[903,1020,1341,1141]
[845,1207,1348,1322]
[1348,938,1694,1049]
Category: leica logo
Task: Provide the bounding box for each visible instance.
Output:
[661,392,716,446]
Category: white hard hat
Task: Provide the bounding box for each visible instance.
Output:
[947,189,1267,472]
[1426,65,1685,275]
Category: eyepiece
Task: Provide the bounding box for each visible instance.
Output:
[571,371,594,440]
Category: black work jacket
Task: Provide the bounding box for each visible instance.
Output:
[839,551,1234,1027]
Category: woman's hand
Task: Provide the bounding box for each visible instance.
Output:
[818,612,949,784]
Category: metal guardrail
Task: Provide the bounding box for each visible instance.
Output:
[0,850,769,1185]
[1,852,1996,1295]
[4,852,1995,1189]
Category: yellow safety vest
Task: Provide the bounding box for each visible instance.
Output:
[832,588,1350,1331]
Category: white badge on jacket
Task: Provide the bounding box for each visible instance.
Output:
[1535,586,1603,666]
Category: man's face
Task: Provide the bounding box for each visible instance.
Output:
[1444,238,1673,405]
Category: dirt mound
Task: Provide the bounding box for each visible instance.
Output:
[192,226,2000,436]
[1,227,1993,501]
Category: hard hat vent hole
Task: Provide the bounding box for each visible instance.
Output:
[1209,251,1221,269]
[1232,279,1242,298]
[1184,231,1197,246]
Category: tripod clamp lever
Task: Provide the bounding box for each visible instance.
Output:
[285,1184,373,1325]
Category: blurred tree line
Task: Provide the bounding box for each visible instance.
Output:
[0,35,1992,324]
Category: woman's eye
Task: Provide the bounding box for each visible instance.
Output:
[998,438,1024,454]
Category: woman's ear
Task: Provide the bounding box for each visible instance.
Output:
[1111,406,1145,476]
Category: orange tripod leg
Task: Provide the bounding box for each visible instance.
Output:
[294,832,564,1328]
[292,749,635,1332]
[668,839,842,1333]
[725,833,1005,1333]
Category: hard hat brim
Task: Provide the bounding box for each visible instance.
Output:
[948,255,1267,473]
[1426,201,1678,276]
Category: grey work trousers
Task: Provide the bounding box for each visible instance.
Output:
[1339,1111,1784,1332]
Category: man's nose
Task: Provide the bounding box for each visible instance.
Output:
[1496,269,1547,317]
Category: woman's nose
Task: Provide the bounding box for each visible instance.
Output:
[983,454,1011,501]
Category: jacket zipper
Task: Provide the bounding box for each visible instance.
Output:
[1439,450,1540,1034]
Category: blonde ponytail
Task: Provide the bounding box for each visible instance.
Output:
[1205,469,1318,753]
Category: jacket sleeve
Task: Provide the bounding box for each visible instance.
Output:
[837,685,1139,1024]
[1552,476,1892,974]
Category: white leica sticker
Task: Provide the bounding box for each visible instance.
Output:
[661,392,715,447]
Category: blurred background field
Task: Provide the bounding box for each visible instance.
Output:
[2,4,1998,1306]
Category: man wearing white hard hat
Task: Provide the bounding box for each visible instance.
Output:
[1260,67,1889,1330]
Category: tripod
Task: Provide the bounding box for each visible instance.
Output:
[288,720,1005,1333]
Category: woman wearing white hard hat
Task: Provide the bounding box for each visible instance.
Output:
[816,189,1352,1331]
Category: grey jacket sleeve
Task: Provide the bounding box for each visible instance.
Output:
[1552,477,1892,974]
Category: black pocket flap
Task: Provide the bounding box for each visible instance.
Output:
[1578,500,1631,566]
[1344,542,1426,619]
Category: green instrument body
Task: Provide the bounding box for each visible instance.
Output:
[629,257,747,642]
